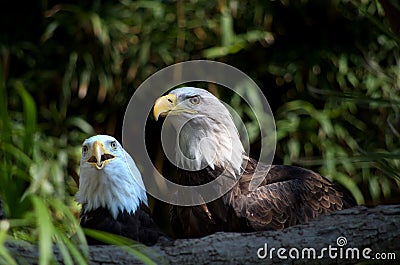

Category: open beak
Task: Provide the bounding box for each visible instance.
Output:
[153,94,177,121]
[87,140,115,170]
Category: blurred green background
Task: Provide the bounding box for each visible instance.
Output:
[1,0,400,264]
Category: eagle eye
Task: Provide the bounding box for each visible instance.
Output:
[110,141,117,150]
[189,95,201,105]
[82,145,88,155]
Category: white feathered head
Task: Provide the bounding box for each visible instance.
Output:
[153,87,245,176]
[75,135,147,219]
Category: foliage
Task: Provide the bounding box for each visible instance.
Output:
[0,68,89,264]
[83,229,158,265]
[265,0,400,204]
[0,0,400,263]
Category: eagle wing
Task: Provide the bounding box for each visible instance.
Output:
[230,162,357,230]
[171,159,356,237]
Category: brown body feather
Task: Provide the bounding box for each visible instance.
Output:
[171,158,356,238]
[80,202,166,245]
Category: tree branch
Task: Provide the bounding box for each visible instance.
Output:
[7,205,400,264]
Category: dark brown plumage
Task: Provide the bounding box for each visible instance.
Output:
[80,202,165,245]
[76,135,167,246]
[171,158,356,238]
[153,87,357,239]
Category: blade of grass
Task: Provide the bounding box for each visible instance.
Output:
[0,220,17,265]
[1,143,33,168]
[31,196,54,265]
[49,199,89,264]
[83,229,159,265]
[48,199,87,247]
[334,172,365,205]
[54,230,88,265]
[61,233,88,265]
[14,82,37,156]
[54,235,74,265]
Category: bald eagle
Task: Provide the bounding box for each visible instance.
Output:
[153,87,357,238]
[75,135,165,245]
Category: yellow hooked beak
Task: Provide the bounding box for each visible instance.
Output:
[87,141,115,170]
[153,94,177,121]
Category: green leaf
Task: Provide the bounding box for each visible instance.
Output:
[32,196,54,265]
[48,199,87,248]
[15,82,37,155]
[55,236,74,265]
[333,173,365,205]
[221,7,234,47]
[54,230,88,265]
[0,221,17,265]
[1,143,33,167]
[90,13,110,45]
[203,46,229,59]
[83,229,159,265]
[41,21,59,43]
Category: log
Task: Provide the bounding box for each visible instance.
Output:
[6,205,400,264]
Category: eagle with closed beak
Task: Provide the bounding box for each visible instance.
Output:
[75,135,165,245]
[153,87,357,238]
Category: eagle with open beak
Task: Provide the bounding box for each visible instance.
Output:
[75,134,165,245]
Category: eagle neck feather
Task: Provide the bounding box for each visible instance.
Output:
[177,115,246,176]
[76,163,148,219]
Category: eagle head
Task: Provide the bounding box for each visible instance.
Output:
[153,87,245,176]
[75,135,148,219]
